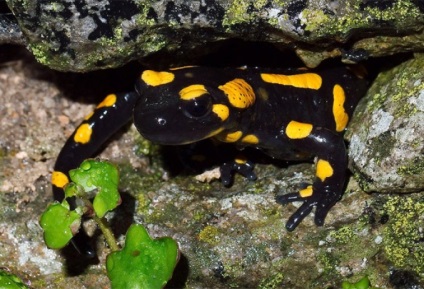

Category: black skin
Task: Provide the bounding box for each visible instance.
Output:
[53,65,368,256]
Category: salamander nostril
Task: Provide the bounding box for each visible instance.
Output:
[156,117,166,126]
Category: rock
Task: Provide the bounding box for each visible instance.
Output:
[1,45,423,289]
[347,53,424,193]
[4,0,424,71]
[0,15,24,45]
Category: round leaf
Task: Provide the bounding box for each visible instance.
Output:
[39,202,81,249]
[69,160,120,218]
[106,224,179,289]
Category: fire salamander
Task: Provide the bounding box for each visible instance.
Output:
[52,65,368,255]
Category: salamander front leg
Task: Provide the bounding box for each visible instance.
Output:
[220,155,257,186]
[276,123,348,231]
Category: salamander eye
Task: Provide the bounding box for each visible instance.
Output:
[181,95,212,119]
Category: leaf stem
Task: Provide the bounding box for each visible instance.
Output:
[93,215,120,252]
[81,197,120,252]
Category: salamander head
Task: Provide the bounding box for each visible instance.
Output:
[134,69,232,145]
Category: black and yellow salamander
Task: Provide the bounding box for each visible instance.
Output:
[52,65,368,255]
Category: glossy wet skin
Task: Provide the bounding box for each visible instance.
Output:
[134,78,228,145]
[53,65,368,255]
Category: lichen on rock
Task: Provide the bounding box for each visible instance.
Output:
[347,54,424,193]
[4,0,424,71]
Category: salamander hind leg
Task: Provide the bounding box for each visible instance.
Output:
[276,124,348,231]
[276,181,344,231]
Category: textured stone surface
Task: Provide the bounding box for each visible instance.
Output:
[4,0,424,71]
[0,15,24,45]
[347,54,424,193]
[0,46,423,288]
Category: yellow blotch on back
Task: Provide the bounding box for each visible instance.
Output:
[74,123,93,144]
[285,121,313,139]
[212,104,230,121]
[141,70,175,86]
[316,159,334,182]
[332,84,349,132]
[217,130,243,142]
[218,79,255,109]
[179,84,208,100]
[261,73,322,90]
[241,134,259,144]
[51,171,69,189]
[96,94,117,109]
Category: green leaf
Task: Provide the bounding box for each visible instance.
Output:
[39,201,81,249]
[63,182,83,199]
[0,270,29,289]
[69,159,120,218]
[106,224,179,289]
[342,276,371,289]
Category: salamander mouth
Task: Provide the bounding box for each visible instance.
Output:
[134,93,224,145]
[134,110,197,145]
[134,110,224,145]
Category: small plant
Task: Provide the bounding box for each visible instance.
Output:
[0,269,29,289]
[342,276,378,289]
[40,160,179,289]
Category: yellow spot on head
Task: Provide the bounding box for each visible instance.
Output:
[299,185,313,198]
[285,121,313,139]
[179,84,208,100]
[316,159,334,182]
[333,84,349,132]
[51,171,69,188]
[218,79,255,109]
[212,104,229,121]
[96,94,117,109]
[141,70,175,86]
[216,130,242,143]
[241,134,259,144]
[261,73,322,90]
[74,123,93,144]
